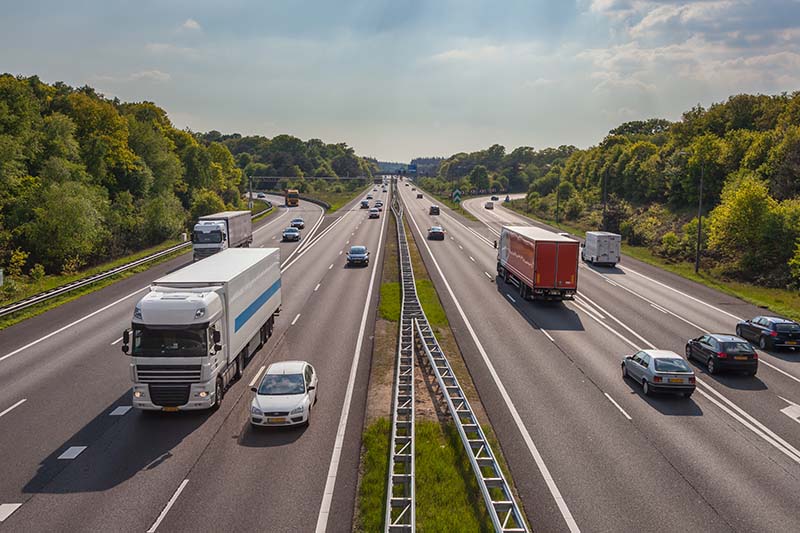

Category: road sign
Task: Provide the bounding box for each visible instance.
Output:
[452,188,462,204]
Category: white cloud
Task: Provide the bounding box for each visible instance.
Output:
[93,70,171,83]
[181,18,201,31]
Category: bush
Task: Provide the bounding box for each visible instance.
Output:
[142,193,185,244]
[564,195,585,220]
[659,231,681,257]
[7,249,29,278]
[29,263,45,281]
[190,188,226,221]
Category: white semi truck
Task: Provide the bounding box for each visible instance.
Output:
[192,210,253,261]
[121,248,281,411]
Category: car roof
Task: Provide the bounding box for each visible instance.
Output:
[266,360,307,374]
[350,245,367,251]
[640,349,682,359]
[708,333,748,342]
[291,217,304,220]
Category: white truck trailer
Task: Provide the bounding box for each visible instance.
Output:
[581,231,621,266]
[193,210,253,261]
[121,248,281,411]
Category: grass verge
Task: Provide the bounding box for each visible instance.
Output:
[504,200,800,321]
[308,187,370,212]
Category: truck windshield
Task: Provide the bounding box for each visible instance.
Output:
[287,193,299,198]
[132,325,207,356]
[194,230,222,244]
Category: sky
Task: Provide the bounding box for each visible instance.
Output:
[2,0,800,161]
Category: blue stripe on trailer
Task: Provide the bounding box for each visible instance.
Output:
[235,279,281,332]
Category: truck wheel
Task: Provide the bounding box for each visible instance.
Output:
[235,353,244,379]
[213,379,224,410]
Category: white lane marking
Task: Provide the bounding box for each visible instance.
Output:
[111,336,123,345]
[0,504,23,523]
[249,365,267,388]
[484,271,493,280]
[469,256,475,263]
[351,232,354,236]
[147,479,189,533]
[316,197,388,533]
[109,406,132,416]
[605,278,618,287]
[450,236,454,240]
[329,264,334,270]
[759,360,800,385]
[458,245,463,250]
[604,393,632,420]
[280,216,346,273]
[779,397,800,425]
[619,265,743,321]
[505,294,516,303]
[403,199,581,533]
[572,300,605,323]
[314,283,321,292]
[573,298,605,320]
[293,208,327,255]
[272,236,276,240]
[0,286,147,364]
[439,211,495,246]
[346,240,350,244]
[0,399,26,419]
[291,314,301,326]
[58,446,87,460]
[252,206,289,235]
[650,303,668,314]
[542,329,555,343]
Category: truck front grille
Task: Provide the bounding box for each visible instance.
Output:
[136,365,202,383]
[149,385,190,407]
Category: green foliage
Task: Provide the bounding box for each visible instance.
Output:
[378,282,401,322]
[7,249,28,278]
[141,193,185,244]
[190,188,226,221]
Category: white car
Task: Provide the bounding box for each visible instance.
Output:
[250,361,318,427]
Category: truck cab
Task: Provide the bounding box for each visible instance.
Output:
[193,220,228,260]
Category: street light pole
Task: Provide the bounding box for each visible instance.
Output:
[602,166,608,231]
[555,180,560,225]
[695,162,704,273]
[248,175,253,209]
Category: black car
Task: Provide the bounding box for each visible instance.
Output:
[346,245,369,266]
[428,226,445,240]
[685,334,758,375]
[736,316,800,350]
[416,193,423,199]
[491,195,499,201]
[429,205,440,215]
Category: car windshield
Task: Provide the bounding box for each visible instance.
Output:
[132,325,207,357]
[776,323,800,333]
[722,342,754,354]
[654,358,691,372]
[292,218,303,223]
[193,230,222,244]
[258,373,305,395]
[431,227,442,232]
[350,246,366,254]
[284,228,298,233]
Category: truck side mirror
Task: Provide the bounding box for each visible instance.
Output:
[213,330,221,343]
[121,345,129,354]
[123,329,130,344]
[493,240,497,249]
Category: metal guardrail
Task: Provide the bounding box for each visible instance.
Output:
[386,184,527,533]
[386,183,415,531]
[0,200,274,320]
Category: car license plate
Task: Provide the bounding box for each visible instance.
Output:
[162,407,179,412]
[787,341,797,345]
[669,378,683,383]
[734,356,748,360]
[267,417,285,424]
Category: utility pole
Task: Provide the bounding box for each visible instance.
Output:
[248,175,254,209]
[602,166,608,231]
[555,179,560,225]
[695,161,704,273]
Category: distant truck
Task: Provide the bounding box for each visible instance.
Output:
[121,248,281,411]
[581,231,621,266]
[497,226,579,300]
[193,211,253,262]
[285,188,300,207]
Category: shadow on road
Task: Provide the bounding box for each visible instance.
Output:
[620,376,704,416]
[494,277,585,332]
[238,423,305,448]
[23,391,209,494]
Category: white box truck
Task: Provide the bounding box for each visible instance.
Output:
[193,210,253,261]
[581,231,621,266]
[121,248,281,411]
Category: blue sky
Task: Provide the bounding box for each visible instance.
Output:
[2,0,800,161]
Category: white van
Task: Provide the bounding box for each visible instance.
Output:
[581,231,621,266]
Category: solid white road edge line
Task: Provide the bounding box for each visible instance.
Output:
[314,283,321,292]
[281,216,346,273]
[147,479,189,533]
[604,393,632,421]
[315,195,388,533]
[506,294,516,303]
[248,365,267,388]
[541,330,555,343]
[0,504,23,523]
[0,398,26,419]
[403,195,581,533]
[0,287,148,364]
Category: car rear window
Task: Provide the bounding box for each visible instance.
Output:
[776,323,800,333]
[654,358,691,372]
[722,342,754,354]
[351,246,366,253]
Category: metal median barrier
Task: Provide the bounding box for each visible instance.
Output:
[0,200,274,320]
[383,182,528,532]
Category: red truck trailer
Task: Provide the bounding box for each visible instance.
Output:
[497,226,579,300]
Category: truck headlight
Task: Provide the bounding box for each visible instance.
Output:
[133,391,144,398]
[251,405,262,415]
[195,308,206,319]
[290,405,305,415]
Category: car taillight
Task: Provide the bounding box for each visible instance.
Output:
[653,376,663,383]
[717,351,728,359]
[770,330,778,337]
[752,352,758,359]
[689,376,696,384]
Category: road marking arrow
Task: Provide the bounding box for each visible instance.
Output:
[779,396,800,424]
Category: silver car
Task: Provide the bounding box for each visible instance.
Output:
[622,349,695,397]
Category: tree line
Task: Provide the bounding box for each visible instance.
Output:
[417,92,800,288]
[0,74,375,294]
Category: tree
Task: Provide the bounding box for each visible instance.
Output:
[141,193,185,244]
[468,165,490,190]
[190,189,226,221]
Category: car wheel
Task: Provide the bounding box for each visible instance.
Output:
[621,363,628,379]
[746,369,757,377]
[707,357,717,374]
[735,325,742,338]
[212,379,223,410]
[759,336,770,350]
[642,380,652,396]
[685,345,693,360]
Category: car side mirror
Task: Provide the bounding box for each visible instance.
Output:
[213,330,221,343]
[250,386,257,392]
[307,385,315,391]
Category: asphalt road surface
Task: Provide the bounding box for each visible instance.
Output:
[0,187,389,532]
[401,184,800,533]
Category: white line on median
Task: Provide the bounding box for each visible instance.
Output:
[291,314,301,326]
[541,329,555,343]
[458,245,463,250]
[0,399,26,420]
[604,393,632,420]
[109,406,132,416]
[403,198,581,533]
[339,251,343,255]
[650,303,668,314]
[315,196,388,533]
[0,504,22,523]
[328,264,334,270]
[111,336,123,345]
[249,365,267,388]
[484,272,493,280]
[469,256,475,262]
[58,446,87,460]
[147,479,189,533]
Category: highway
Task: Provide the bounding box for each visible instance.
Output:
[0,188,388,532]
[401,184,800,532]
